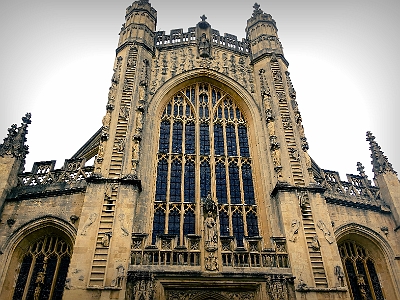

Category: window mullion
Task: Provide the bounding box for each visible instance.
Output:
[47,256,61,300]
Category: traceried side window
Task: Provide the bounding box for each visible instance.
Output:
[339,241,384,300]
[151,83,260,247]
[12,235,72,300]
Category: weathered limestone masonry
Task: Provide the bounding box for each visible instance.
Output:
[0,1,399,300]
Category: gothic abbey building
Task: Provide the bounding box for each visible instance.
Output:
[0,1,399,299]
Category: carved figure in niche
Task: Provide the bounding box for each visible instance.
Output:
[222,52,229,74]
[132,140,140,161]
[81,213,98,235]
[139,85,146,101]
[97,142,105,162]
[108,84,116,105]
[288,219,300,242]
[123,78,130,91]
[111,68,119,84]
[272,149,281,167]
[203,192,217,214]
[288,148,299,161]
[101,232,112,247]
[205,252,219,271]
[127,57,136,68]
[135,110,144,133]
[102,111,111,129]
[198,33,210,58]
[115,265,125,288]
[270,135,279,151]
[120,105,130,120]
[334,265,345,287]
[317,220,335,244]
[311,235,320,251]
[267,121,275,136]
[265,109,274,123]
[273,70,282,82]
[204,212,217,249]
[230,55,236,74]
[298,191,309,208]
[117,138,125,152]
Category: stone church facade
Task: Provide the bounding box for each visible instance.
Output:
[0,1,399,299]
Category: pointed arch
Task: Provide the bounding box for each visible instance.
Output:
[335,223,400,300]
[0,216,76,300]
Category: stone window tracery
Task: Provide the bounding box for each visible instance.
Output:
[12,235,72,300]
[339,241,384,300]
[151,82,260,247]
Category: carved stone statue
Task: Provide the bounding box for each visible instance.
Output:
[317,220,335,244]
[204,212,217,250]
[288,219,300,242]
[198,33,210,58]
[311,235,320,251]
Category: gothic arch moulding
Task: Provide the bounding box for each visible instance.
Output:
[0,216,76,300]
[334,222,400,300]
[148,68,260,126]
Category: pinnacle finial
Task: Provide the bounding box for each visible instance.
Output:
[200,14,207,22]
[252,3,264,16]
[366,131,396,175]
[0,113,31,160]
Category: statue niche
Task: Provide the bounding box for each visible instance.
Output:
[198,33,211,58]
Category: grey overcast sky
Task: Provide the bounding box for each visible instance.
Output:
[0,0,398,182]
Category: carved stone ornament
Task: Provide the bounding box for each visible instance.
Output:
[80,213,98,235]
[111,265,125,288]
[366,131,397,175]
[118,214,129,236]
[266,275,290,300]
[334,265,346,287]
[127,272,155,300]
[101,231,112,247]
[288,148,300,161]
[205,252,219,271]
[316,220,335,244]
[311,235,320,251]
[0,113,31,160]
[288,219,300,242]
[297,191,309,208]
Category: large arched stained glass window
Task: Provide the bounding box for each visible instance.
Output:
[338,241,384,300]
[151,82,260,247]
[12,235,72,300]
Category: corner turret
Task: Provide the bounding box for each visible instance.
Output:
[246,3,284,62]
[118,0,157,51]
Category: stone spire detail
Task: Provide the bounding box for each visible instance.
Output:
[0,113,31,160]
[366,131,396,175]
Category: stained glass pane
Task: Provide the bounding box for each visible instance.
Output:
[158,121,170,153]
[246,212,259,236]
[26,254,44,300]
[229,164,241,204]
[200,161,211,198]
[366,259,384,300]
[232,212,245,247]
[41,255,58,299]
[238,125,250,157]
[184,161,195,203]
[183,210,195,236]
[152,209,165,244]
[214,124,224,156]
[226,124,237,156]
[12,255,32,300]
[242,164,255,205]
[200,123,210,155]
[168,210,180,237]
[215,162,227,204]
[155,159,168,201]
[219,211,229,236]
[172,122,183,153]
[52,255,70,300]
[185,122,195,154]
[356,259,373,299]
[170,160,182,203]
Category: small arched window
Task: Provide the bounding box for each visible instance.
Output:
[12,234,72,300]
[339,241,384,300]
[151,82,260,247]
